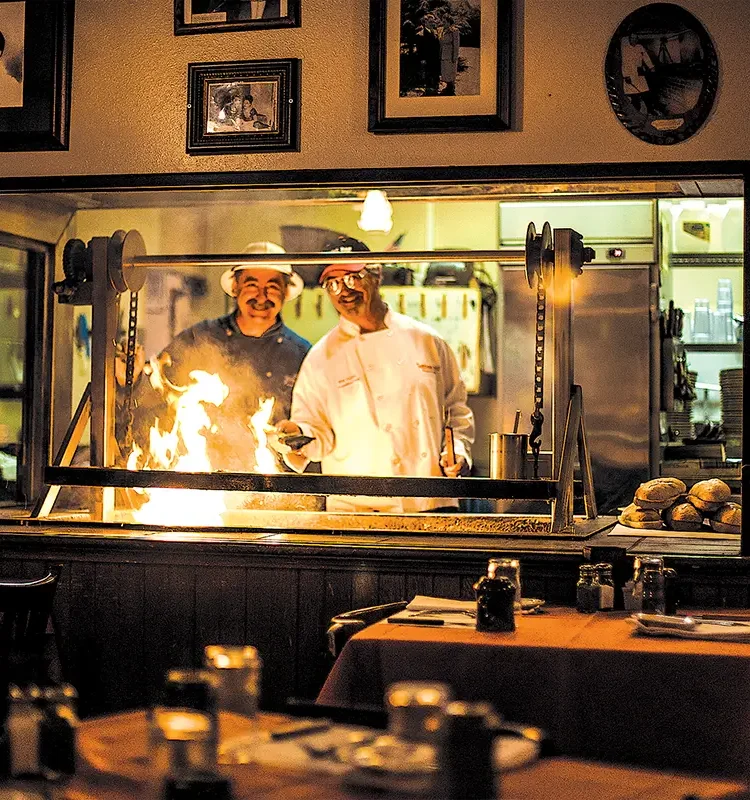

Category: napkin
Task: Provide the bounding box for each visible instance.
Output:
[630,616,750,642]
[406,596,476,613]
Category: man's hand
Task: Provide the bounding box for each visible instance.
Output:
[267,420,303,455]
[440,453,470,478]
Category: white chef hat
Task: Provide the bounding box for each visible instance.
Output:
[220,241,304,302]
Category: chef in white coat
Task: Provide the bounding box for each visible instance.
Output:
[271,252,474,512]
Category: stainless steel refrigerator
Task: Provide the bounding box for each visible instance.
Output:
[497,261,657,514]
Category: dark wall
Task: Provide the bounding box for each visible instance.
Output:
[1,532,749,718]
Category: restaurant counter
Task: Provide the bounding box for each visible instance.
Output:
[318,607,750,778]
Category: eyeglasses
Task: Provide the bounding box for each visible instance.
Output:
[323,268,370,296]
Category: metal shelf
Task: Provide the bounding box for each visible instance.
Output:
[683,343,742,352]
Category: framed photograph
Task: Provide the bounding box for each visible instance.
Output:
[186,59,300,155]
[368,0,512,134]
[605,3,719,145]
[174,0,300,35]
[0,0,74,151]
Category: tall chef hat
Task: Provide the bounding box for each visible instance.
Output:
[318,235,372,285]
[220,241,304,302]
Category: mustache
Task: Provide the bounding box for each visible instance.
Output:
[245,298,275,310]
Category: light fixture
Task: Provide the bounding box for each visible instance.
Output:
[358,190,393,234]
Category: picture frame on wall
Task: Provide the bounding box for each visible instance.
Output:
[186,59,300,155]
[174,0,300,35]
[368,0,512,134]
[604,2,719,145]
[0,0,74,151]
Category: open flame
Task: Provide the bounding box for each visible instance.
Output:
[128,364,229,526]
[125,358,280,525]
[250,396,277,474]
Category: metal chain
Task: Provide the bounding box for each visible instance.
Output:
[123,290,139,451]
[529,274,546,479]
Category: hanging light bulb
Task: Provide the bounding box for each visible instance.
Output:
[358,190,393,234]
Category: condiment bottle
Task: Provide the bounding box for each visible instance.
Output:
[474,564,516,632]
[576,565,600,613]
[441,701,497,800]
[595,563,615,611]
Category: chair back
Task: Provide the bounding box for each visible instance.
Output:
[327,601,407,660]
[0,567,62,696]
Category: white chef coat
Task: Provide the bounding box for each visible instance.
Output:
[289,308,475,512]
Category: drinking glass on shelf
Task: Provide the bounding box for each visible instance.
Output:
[692,299,712,343]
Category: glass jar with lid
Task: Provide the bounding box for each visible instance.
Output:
[576,565,600,613]
[594,563,615,611]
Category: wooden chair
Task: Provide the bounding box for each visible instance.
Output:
[0,566,63,705]
[326,601,408,662]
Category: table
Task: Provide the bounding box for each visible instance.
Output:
[317,608,750,778]
[44,710,747,799]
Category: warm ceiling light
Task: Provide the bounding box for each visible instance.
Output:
[358,190,393,233]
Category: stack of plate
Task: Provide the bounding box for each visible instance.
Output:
[720,368,743,458]
[666,371,696,440]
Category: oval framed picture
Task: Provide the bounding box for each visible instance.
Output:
[604,3,719,145]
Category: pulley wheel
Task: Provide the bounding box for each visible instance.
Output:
[525,222,539,288]
[540,221,554,285]
[108,229,146,293]
[62,238,89,283]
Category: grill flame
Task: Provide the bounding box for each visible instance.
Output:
[125,359,279,525]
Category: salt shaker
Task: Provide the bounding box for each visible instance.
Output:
[5,684,43,779]
[594,563,615,611]
[576,565,600,613]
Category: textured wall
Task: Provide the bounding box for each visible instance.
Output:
[0,0,746,180]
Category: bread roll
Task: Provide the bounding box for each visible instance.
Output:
[709,501,742,534]
[663,500,704,532]
[618,502,664,529]
[634,477,687,510]
[687,479,732,513]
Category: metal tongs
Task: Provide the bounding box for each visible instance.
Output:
[279,433,316,451]
[635,613,750,630]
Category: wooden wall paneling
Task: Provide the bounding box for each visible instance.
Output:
[351,568,379,610]
[322,569,353,629]
[194,566,247,650]
[50,559,72,683]
[406,571,434,600]
[295,568,327,701]
[92,562,126,713]
[433,574,461,600]
[460,574,477,600]
[246,566,299,709]
[68,561,99,716]
[115,562,146,711]
[142,564,196,708]
[378,572,407,605]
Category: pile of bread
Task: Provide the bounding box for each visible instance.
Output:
[619,477,742,534]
